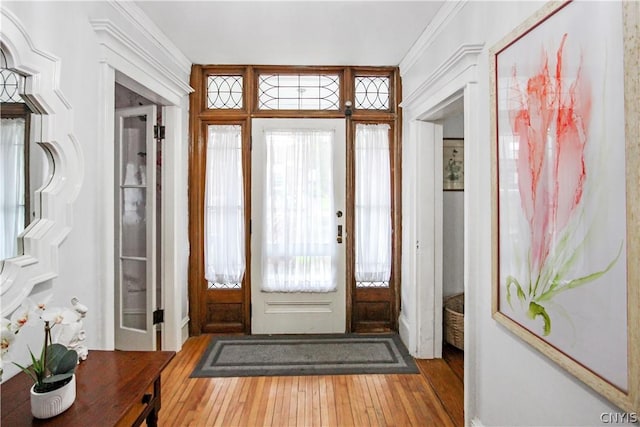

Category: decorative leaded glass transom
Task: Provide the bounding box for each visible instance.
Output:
[207,75,243,109]
[258,74,340,110]
[0,48,25,103]
[354,76,390,110]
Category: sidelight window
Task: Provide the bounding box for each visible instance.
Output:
[355,124,392,288]
[204,125,245,289]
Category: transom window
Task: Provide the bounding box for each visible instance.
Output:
[207,75,243,109]
[355,76,390,110]
[258,74,340,110]
[1,49,24,103]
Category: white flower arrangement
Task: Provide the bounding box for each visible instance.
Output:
[1,297,88,381]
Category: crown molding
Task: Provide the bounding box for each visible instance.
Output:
[400,0,468,76]
[91,19,193,99]
[108,0,192,75]
[401,43,484,110]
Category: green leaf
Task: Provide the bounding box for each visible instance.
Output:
[527,301,551,336]
[42,372,74,384]
[537,242,623,303]
[12,361,38,384]
[505,276,526,309]
[45,343,69,373]
[44,343,78,376]
[53,350,78,375]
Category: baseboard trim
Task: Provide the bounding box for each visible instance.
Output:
[181,317,190,345]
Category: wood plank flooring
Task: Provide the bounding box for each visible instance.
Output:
[159,335,464,426]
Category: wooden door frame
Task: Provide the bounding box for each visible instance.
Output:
[188,65,402,335]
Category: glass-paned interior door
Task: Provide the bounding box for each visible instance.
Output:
[251,118,346,334]
[115,105,157,350]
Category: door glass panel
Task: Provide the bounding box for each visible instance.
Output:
[121,188,146,258]
[121,117,147,186]
[121,258,146,330]
[262,129,336,292]
[118,112,149,333]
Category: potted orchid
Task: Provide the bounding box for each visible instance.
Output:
[1,299,82,419]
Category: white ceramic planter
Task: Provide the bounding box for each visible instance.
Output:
[30,374,76,419]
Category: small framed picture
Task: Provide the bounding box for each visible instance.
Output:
[443,138,464,191]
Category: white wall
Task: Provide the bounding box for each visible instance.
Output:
[402,1,623,426]
[1,1,190,380]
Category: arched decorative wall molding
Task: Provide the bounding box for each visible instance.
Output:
[0,8,83,317]
[91,12,192,352]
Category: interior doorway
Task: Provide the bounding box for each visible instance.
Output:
[440,108,465,416]
[441,109,465,353]
[114,83,163,351]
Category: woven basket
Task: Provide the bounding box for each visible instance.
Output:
[444,293,464,350]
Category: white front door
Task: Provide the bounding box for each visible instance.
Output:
[114,105,157,350]
[251,118,346,334]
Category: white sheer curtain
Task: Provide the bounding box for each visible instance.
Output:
[262,129,336,292]
[355,123,391,284]
[1,118,26,260]
[204,125,245,285]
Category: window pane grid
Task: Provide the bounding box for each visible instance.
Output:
[258,74,340,110]
[355,76,390,110]
[207,75,243,109]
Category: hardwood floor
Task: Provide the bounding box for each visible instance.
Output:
[159,336,464,426]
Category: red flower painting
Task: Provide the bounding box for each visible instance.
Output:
[504,34,621,335]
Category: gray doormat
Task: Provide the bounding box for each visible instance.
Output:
[190,333,419,378]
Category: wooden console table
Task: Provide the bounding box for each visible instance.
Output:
[1,350,175,426]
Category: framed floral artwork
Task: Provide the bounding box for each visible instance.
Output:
[490,0,639,412]
[443,138,464,191]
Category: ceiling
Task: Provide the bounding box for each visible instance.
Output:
[135,1,445,66]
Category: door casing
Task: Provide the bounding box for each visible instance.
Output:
[187,65,403,336]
